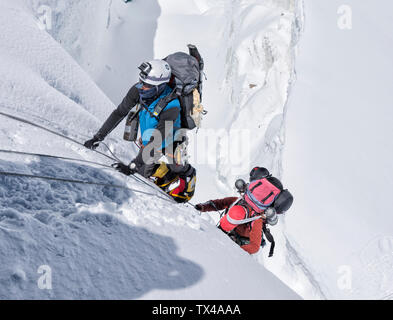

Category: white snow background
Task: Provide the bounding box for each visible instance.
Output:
[283,0,393,300]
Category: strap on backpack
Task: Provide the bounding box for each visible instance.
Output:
[153,89,178,117]
[263,224,275,257]
[217,197,242,219]
[139,99,159,120]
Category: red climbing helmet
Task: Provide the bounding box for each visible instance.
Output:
[249,167,271,181]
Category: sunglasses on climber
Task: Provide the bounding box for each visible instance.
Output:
[140,82,154,90]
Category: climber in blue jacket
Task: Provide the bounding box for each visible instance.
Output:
[84,59,184,178]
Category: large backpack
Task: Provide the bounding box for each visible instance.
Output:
[244,178,282,213]
[225,176,293,257]
[153,45,206,130]
[244,176,293,214]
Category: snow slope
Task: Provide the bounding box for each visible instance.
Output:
[42,0,319,298]
[154,0,323,300]
[0,0,300,299]
[26,0,393,300]
[146,0,304,201]
[46,0,304,197]
[283,0,393,299]
[39,0,161,105]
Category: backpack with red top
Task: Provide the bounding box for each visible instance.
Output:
[247,166,294,215]
[244,178,282,213]
[233,167,294,257]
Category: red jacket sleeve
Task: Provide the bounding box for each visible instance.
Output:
[240,219,263,254]
[198,197,238,212]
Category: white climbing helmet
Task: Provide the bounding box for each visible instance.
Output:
[138,59,172,86]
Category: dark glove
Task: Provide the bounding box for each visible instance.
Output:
[84,136,101,150]
[194,200,217,212]
[112,162,136,176]
[195,204,203,211]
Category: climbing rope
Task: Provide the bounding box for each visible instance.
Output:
[100,141,124,163]
[0,111,153,190]
[0,170,173,202]
[0,148,176,203]
[0,111,197,207]
[0,111,117,163]
[0,149,113,169]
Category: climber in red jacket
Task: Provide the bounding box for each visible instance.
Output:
[195,167,293,255]
[195,196,264,254]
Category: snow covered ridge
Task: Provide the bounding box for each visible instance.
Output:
[283,0,393,300]
[153,0,306,193]
[153,0,330,301]
[34,0,305,182]
[0,0,300,299]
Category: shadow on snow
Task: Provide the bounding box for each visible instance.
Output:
[0,157,203,299]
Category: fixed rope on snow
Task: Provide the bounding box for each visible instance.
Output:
[0,170,174,202]
[0,149,177,203]
[0,111,197,207]
[0,149,113,169]
[0,111,118,163]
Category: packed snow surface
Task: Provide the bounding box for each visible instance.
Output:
[283,0,393,299]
